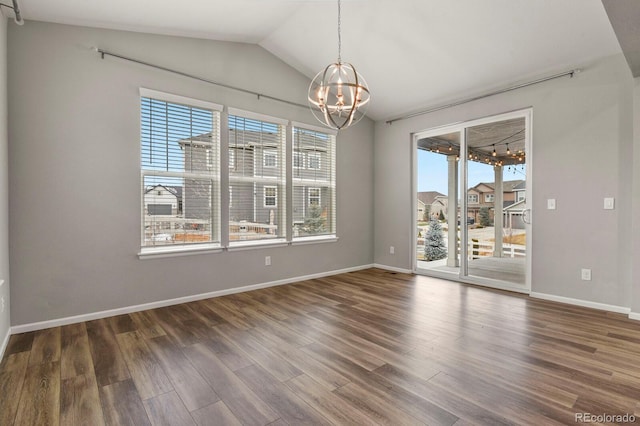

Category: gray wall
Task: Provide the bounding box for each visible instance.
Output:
[374,54,635,309]
[0,17,9,345]
[8,21,374,326]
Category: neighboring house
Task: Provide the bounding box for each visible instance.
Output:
[431,196,448,219]
[513,181,526,203]
[466,180,524,223]
[144,184,182,215]
[417,191,445,220]
[180,128,332,235]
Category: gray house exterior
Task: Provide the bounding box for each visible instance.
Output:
[180,126,334,240]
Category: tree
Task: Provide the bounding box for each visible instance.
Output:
[424,220,447,261]
[302,205,326,235]
[438,210,445,221]
[479,207,491,227]
[423,205,431,222]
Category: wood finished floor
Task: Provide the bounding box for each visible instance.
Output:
[2,268,640,425]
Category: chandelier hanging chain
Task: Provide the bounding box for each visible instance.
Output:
[337,0,342,63]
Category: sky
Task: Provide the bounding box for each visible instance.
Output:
[417,150,526,194]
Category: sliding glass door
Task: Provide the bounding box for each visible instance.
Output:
[414,110,531,292]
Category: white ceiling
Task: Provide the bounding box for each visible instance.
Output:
[14,0,622,121]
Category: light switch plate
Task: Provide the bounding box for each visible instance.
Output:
[604,197,615,210]
[547,199,556,210]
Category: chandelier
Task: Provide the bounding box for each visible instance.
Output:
[308,0,370,130]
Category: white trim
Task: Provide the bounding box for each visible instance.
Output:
[227,239,288,251]
[139,244,223,260]
[291,121,338,136]
[140,87,223,111]
[228,107,289,126]
[629,312,640,321]
[373,263,413,274]
[530,292,631,315]
[10,264,374,334]
[0,326,10,361]
[292,235,338,245]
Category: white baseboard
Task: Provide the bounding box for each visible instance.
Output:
[0,326,10,361]
[11,263,375,334]
[372,263,413,274]
[530,292,631,315]
[628,312,640,321]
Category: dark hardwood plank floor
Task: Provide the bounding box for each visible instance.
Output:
[2,268,640,425]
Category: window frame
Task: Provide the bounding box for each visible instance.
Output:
[307,152,321,170]
[139,88,223,257]
[264,185,278,208]
[485,193,494,202]
[263,150,278,168]
[468,194,479,204]
[293,151,305,169]
[308,187,321,206]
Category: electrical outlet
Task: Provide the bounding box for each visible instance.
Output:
[265,256,271,266]
[604,197,615,210]
[581,269,592,281]
[547,199,556,210]
[390,246,395,255]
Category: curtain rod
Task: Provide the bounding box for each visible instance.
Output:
[93,47,309,110]
[385,68,581,125]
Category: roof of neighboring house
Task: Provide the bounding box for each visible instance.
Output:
[503,199,527,212]
[471,180,525,193]
[417,191,445,206]
[145,184,183,200]
[513,181,526,190]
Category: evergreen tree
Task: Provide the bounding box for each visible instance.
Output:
[438,210,445,221]
[479,207,491,226]
[303,205,326,235]
[424,220,447,261]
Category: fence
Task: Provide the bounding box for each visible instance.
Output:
[417,239,525,261]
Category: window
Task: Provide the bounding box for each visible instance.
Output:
[228,110,286,244]
[263,150,278,168]
[468,194,478,203]
[293,126,336,238]
[307,152,321,170]
[517,191,525,202]
[140,90,337,257]
[140,89,221,249]
[485,193,494,202]
[264,186,277,207]
[308,188,321,206]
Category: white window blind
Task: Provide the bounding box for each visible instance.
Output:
[292,127,336,238]
[228,113,286,243]
[141,95,221,248]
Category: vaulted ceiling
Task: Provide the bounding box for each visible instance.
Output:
[11,0,624,121]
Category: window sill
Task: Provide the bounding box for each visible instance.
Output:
[292,235,338,246]
[138,243,223,260]
[227,239,289,252]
